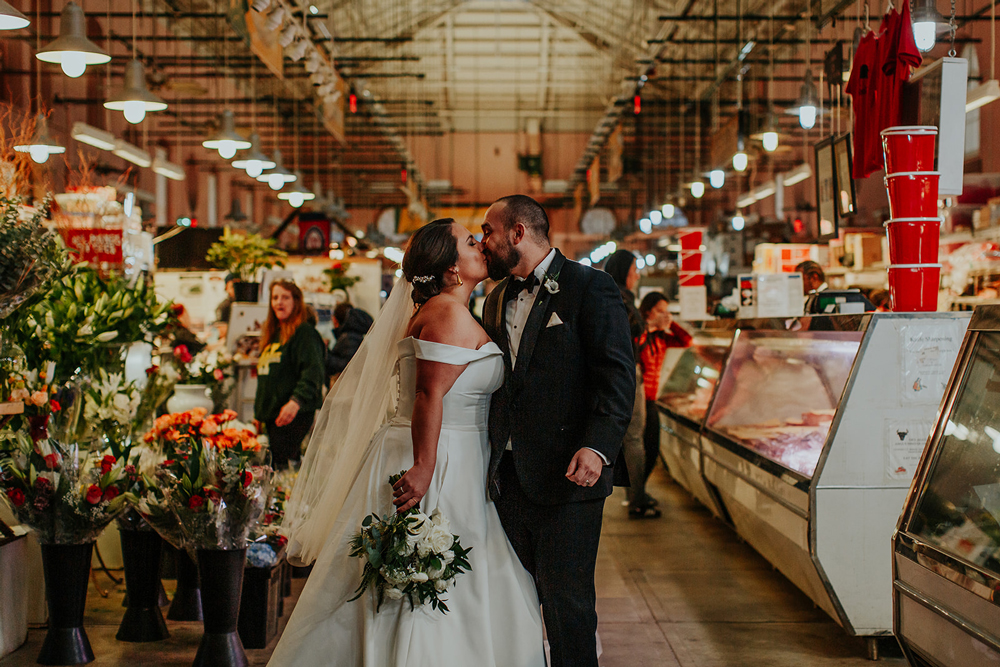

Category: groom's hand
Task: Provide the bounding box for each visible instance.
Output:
[566,448,603,487]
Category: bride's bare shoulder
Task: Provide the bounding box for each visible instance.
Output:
[408,296,484,348]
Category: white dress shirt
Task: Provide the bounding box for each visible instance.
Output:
[502,248,608,464]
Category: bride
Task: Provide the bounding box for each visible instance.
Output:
[268,219,546,666]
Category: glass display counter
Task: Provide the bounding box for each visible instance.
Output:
[685,312,971,652]
[656,334,732,519]
[894,307,1000,667]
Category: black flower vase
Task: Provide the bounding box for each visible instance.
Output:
[117,529,170,642]
[193,548,248,667]
[37,542,95,665]
[168,549,203,622]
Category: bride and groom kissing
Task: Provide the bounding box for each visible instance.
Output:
[271,194,636,666]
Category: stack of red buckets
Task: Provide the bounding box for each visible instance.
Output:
[881,126,942,311]
[678,228,705,287]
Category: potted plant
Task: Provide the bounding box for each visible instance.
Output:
[322,261,360,300]
[206,231,287,303]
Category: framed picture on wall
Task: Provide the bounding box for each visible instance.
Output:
[814,136,838,241]
[833,134,857,219]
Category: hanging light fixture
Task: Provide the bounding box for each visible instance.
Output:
[688,179,705,199]
[709,169,725,188]
[0,0,29,30]
[278,171,316,208]
[14,114,65,164]
[104,60,166,124]
[761,4,780,152]
[36,2,110,78]
[912,0,947,52]
[203,110,251,159]
[788,70,820,129]
[257,149,297,191]
[232,133,275,178]
[732,211,746,231]
[662,202,675,219]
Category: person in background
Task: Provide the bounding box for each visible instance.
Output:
[796,261,829,315]
[637,292,692,481]
[256,280,327,468]
[325,301,374,383]
[869,288,891,312]
[604,249,660,518]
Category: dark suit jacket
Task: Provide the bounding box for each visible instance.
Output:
[483,250,635,505]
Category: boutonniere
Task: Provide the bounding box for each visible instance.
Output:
[543,271,560,294]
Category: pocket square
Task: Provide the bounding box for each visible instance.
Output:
[546,312,564,328]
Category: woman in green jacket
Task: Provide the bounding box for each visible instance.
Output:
[256,280,326,468]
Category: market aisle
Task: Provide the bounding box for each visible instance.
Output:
[0,467,907,666]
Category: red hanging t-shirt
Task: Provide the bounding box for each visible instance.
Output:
[875,4,922,168]
[847,30,879,178]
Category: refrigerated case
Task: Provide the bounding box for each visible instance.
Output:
[893,306,1000,667]
[657,333,733,519]
[662,312,971,652]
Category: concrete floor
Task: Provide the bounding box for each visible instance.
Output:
[1,467,908,666]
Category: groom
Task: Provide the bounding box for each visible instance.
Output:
[481,194,635,667]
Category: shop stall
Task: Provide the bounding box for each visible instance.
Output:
[658,312,970,652]
[893,306,1000,667]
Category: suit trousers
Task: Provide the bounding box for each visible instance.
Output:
[496,454,605,667]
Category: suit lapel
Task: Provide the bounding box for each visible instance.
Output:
[512,251,566,386]
[494,278,513,371]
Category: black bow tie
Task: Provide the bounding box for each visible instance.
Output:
[505,274,539,302]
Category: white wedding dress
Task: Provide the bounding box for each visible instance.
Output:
[268,337,545,667]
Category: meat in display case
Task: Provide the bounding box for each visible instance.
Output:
[658,340,729,424]
[705,332,862,478]
[894,308,1000,667]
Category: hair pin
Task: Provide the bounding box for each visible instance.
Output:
[412,275,435,284]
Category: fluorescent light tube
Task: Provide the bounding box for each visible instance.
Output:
[71,122,116,150]
[967,79,1000,112]
[782,163,812,186]
[152,156,185,181]
[112,139,151,167]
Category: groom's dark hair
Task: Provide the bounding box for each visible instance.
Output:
[493,194,549,242]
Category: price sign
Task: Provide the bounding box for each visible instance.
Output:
[62,229,124,267]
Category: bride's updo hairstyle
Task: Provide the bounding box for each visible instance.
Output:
[402,218,459,306]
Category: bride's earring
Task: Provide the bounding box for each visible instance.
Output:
[457,274,464,287]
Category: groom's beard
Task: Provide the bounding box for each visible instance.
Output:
[485,242,520,282]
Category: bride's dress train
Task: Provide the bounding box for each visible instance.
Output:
[268,337,545,666]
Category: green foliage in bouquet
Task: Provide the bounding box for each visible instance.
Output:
[14,269,171,385]
[322,261,360,293]
[205,230,287,283]
[0,195,72,320]
[348,471,472,614]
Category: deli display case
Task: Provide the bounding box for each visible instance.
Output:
[657,332,733,519]
[657,312,970,654]
[893,306,1000,667]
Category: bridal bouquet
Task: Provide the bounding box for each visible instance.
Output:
[348,472,472,614]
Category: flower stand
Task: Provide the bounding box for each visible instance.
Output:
[37,542,95,665]
[237,560,283,649]
[167,549,203,622]
[193,548,248,667]
[116,529,169,642]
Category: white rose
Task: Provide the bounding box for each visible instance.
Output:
[434,578,454,592]
[410,572,429,583]
[429,508,450,533]
[416,537,433,559]
[442,550,454,565]
[112,393,133,422]
[428,526,453,554]
[427,562,446,579]
[384,587,404,600]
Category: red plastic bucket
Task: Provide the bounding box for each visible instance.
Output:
[678,271,704,287]
[884,172,940,218]
[881,126,937,174]
[884,217,942,264]
[680,250,703,272]
[887,264,941,312]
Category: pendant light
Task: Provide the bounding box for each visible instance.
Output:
[15,113,66,164]
[758,7,780,152]
[688,100,706,198]
[912,0,947,52]
[709,169,725,188]
[967,0,1000,111]
[203,109,250,159]
[661,202,675,218]
[789,70,820,129]
[257,149,296,190]
[105,60,166,124]
[104,4,165,124]
[36,2,110,78]
[231,59,274,177]
[277,172,316,207]
[232,133,275,178]
[0,0,29,30]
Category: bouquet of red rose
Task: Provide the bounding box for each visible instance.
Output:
[0,407,140,544]
[141,408,272,550]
